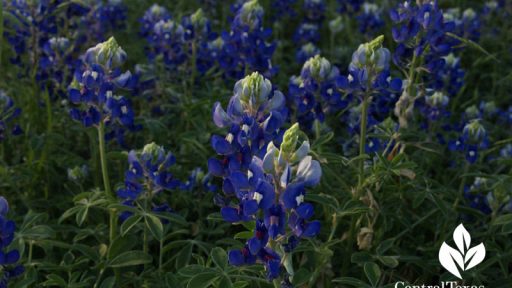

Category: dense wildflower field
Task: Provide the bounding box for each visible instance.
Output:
[0,0,511,287]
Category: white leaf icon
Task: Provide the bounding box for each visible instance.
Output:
[464,243,486,270]
[453,224,471,254]
[439,242,464,279]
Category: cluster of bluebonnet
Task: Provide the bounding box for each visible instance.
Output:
[2,0,128,98]
[0,91,23,142]
[288,55,345,131]
[67,37,138,145]
[141,4,216,75]
[139,1,277,81]
[293,0,325,64]
[117,143,181,222]
[464,176,512,217]
[356,2,385,38]
[0,197,24,287]
[390,0,455,77]
[208,72,322,280]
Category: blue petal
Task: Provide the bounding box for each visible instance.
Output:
[221,207,240,223]
[296,203,314,219]
[303,220,321,237]
[207,158,224,177]
[228,249,244,266]
[247,237,262,255]
[211,135,233,155]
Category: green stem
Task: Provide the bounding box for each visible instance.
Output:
[98,120,118,283]
[98,121,112,198]
[357,96,370,191]
[28,241,34,264]
[159,238,164,272]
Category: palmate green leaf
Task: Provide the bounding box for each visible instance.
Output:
[145,213,164,241]
[176,243,193,269]
[187,272,220,288]
[58,205,82,224]
[21,225,56,240]
[211,247,228,270]
[179,264,209,277]
[120,214,142,236]
[364,262,381,287]
[218,276,233,288]
[107,250,152,268]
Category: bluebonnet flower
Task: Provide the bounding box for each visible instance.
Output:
[86,0,128,42]
[390,0,455,72]
[338,36,402,138]
[67,165,89,183]
[37,37,77,98]
[117,143,181,222]
[68,38,138,145]
[292,0,325,66]
[449,119,488,164]
[209,74,321,281]
[293,23,321,45]
[223,123,322,281]
[356,2,385,38]
[296,43,320,64]
[390,1,459,128]
[218,0,277,79]
[444,8,481,42]
[0,197,24,287]
[463,177,512,216]
[288,55,345,131]
[303,0,326,23]
[3,0,59,66]
[182,9,218,74]
[208,72,287,177]
[419,90,450,124]
[0,91,23,142]
[139,4,171,38]
[141,7,216,76]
